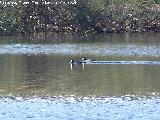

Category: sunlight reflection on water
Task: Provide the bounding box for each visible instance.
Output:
[0,44,160,56]
[0,96,160,120]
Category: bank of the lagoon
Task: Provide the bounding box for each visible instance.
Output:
[0,0,160,36]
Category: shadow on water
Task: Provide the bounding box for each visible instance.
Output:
[0,32,160,43]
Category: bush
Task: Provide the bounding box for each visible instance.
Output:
[0,0,159,35]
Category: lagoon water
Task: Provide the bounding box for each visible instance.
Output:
[0,33,160,119]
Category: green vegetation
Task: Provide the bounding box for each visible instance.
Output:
[0,0,159,35]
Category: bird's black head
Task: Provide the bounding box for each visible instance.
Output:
[70,60,74,64]
[82,57,87,61]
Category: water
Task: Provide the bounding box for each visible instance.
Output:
[0,96,160,120]
[0,43,160,56]
[0,33,160,119]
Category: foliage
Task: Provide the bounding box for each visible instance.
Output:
[0,0,159,35]
[0,1,21,35]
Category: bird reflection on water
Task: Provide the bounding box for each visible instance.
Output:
[70,59,85,70]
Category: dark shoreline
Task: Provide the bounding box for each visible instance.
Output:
[0,32,160,42]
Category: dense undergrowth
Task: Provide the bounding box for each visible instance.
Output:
[0,0,160,36]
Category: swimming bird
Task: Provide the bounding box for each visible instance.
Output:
[70,59,86,65]
[81,57,96,63]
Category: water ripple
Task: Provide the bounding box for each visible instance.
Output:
[0,44,160,56]
[0,96,159,120]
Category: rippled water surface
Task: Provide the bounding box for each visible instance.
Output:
[0,33,160,119]
[0,96,160,120]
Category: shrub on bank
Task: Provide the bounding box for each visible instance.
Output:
[0,0,159,35]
